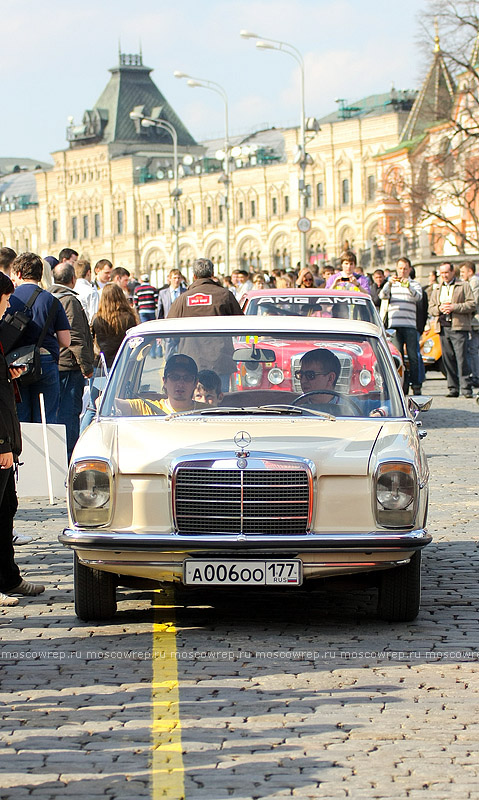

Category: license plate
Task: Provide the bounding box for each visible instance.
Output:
[183,560,302,586]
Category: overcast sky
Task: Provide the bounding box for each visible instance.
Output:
[1,0,431,163]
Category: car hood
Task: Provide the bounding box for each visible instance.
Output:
[75,417,388,477]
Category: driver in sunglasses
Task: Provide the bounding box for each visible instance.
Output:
[295,349,389,417]
[295,350,341,404]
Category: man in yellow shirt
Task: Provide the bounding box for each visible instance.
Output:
[119,354,201,415]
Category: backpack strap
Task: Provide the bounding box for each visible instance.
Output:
[24,286,43,310]
[36,295,60,350]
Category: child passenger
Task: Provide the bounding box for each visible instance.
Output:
[194,370,224,407]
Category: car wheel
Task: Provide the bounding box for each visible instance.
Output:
[437,357,447,377]
[74,552,117,621]
[377,551,421,622]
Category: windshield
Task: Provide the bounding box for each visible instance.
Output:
[99,330,405,420]
[244,293,378,324]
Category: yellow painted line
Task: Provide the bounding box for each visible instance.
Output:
[152,587,185,799]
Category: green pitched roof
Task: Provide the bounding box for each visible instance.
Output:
[68,53,197,150]
[400,45,455,142]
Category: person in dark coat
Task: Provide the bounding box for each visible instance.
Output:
[167,259,243,319]
[167,258,243,391]
[0,272,45,606]
[370,269,387,310]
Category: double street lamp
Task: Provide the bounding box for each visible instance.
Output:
[174,71,230,275]
[240,30,312,271]
[129,109,182,270]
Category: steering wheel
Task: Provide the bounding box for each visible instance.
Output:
[292,389,362,415]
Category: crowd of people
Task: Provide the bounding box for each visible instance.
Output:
[1,243,479,606]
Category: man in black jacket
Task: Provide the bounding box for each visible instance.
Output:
[370,269,387,310]
[0,272,45,605]
[168,259,243,319]
[167,258,243,391]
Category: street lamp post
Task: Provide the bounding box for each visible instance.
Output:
[174,71,230,275]
[129,110,181,270]
[240,30,309,271]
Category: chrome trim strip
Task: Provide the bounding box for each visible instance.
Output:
[240,468,244,535]
[59,527,432,551]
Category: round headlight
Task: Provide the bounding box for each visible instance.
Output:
[268,367,284,385]
[72,468,110,509]
[422,339,434,354]
[359,368,372,387]
[244,371,261,387]
[377,469,415,510]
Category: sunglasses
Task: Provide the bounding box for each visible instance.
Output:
[166,373,196,382]
[294,370,330,381]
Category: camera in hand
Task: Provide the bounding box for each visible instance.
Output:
[438,312,452,327]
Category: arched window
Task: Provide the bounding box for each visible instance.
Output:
[341,179,350,205]
[316,182,324,208]
[367,175,376,202]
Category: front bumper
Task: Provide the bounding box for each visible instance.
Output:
[60,528,431,552]
[60,527,431,581]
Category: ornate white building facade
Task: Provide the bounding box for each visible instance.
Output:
[0,53,417,285]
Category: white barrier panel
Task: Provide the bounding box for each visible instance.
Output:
[17,423,68,499]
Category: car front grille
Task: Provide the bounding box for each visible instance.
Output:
[174,465,311,535]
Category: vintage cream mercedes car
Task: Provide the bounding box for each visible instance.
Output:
[60,316,432,623]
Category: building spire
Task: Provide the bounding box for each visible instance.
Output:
[434,18,440,53]
[400,28,455,142]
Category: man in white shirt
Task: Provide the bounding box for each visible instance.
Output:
[73,260,99,323]
[379,257,423,395]
[92,259,112,291]
[230,269,253,300]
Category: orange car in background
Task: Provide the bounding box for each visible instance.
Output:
[420,323,445,375]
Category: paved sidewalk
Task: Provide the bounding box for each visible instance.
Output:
[0,374,478,799]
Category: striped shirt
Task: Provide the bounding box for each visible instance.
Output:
[379,278,422,327]
[133,283,158,312]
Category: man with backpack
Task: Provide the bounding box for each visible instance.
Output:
[50,263,94,460]
[5,253,70,423]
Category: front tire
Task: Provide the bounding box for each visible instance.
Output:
[377,551,421,622]
[74,552,117,621]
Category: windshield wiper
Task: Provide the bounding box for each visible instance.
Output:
[165,404,336,420]
[165,407,246,419]
[259,404,336,420]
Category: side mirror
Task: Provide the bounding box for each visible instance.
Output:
[408,396,433,417]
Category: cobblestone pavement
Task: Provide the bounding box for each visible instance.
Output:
[1,373,478,799]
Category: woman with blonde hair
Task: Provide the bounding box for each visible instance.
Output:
[275,274,295,289]
[80,283,139,431]
[296,267,315,288]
